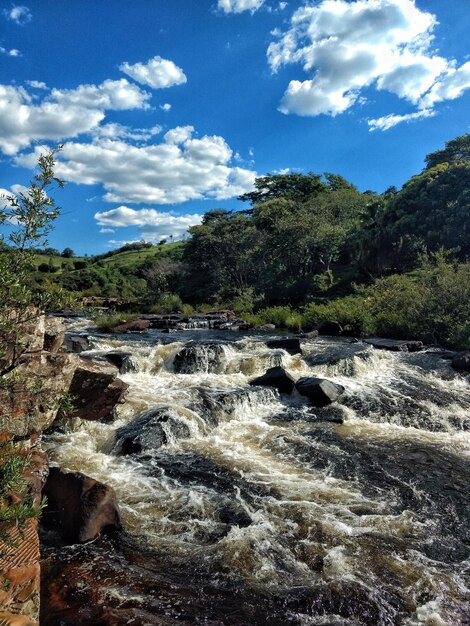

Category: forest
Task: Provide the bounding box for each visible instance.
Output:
[15,133,470,348]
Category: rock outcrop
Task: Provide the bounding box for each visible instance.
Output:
[111,319,150,333]
[42,467,122,544]
[114,407,191,454]
[452,352,470,372]
[104,351,139,374]
[173,342,229,374]
[364,338,423,352]
[295,376,345,406]
[265,338,302,355]
[249,366,295,394]
[68,361,128,421]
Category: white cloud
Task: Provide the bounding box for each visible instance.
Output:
[160,103,172,111]
[92,122,162,141]
[119,56,187,89]
[0,46,21,57]
[268,0,470,128]
[99,227,115,233]
[26,80,48,89]
[218,0,265,14]
[0,188,12,210]
[5,5,31,24]
[368,108,434,131]
[17,131,256,205]
[0,79,150,154]
[95,206,202,241]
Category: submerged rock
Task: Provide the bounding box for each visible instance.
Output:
[365,337,423,352]
[295,376,345,406]
[217,506,252,528]
[114,406,191,454]
[452,352,470,372]
[42,467,122,544]
[266,337,302,355]
[249,366,295,394]
[199,386,278,426]
[173,341,230,374]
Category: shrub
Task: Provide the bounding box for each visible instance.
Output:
[303,295,373,335]
[93,312,139,332]
[149,293,183,314]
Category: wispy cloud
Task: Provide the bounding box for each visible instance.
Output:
[4,5,32,25]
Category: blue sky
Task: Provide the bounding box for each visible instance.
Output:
[0,0,469,255]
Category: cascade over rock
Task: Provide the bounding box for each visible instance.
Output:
[173,341,230,374]
[365,337,423,352]
[452,352,470,371]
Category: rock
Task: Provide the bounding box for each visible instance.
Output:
[111,319,150,333]
[114,407,191,454]
[42,467,122,544]
[297,330,319,339]
[451,352,470,371]
[365,337,423,352]
[266,338,302,355]
[162,327,178,333]
[295,377,345,406]
[173,342,229,374]
[66,335,90,353]
[198,386,277,427]
[68,362,128,421]
[318,321,343,336]
[249,366,295,394]
[43,317,65,353]
[0,353,78,437]
[104,351,138,374]
[257,324,276,330]
[218,506,252,528]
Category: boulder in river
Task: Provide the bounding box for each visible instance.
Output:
[364,337,423,352]
[114,407,191,454]
[295,376,345,406]
[317,321,343,336]
[42,467,122,544]
[66,334,90,353]
[68,362,129,421]
[105,351,139,374]
[249,366,295,394]
[173,341,229,374]
[451,352,470,372]
[265,338,302,355]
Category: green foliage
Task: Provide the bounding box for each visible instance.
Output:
[0,439,45,532]
[425,133,470,169]
[238,172,327,206]
[92,312,140,332]
[303,295,373,335]
[149,292,183,313]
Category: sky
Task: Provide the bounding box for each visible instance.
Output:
[0,0,469,255]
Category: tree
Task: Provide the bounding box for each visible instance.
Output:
[61,247,75,258]
[425,134,470,170]
[0,148,66,376]
[238,172,327,206]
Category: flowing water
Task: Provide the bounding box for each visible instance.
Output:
[41,323,470,625]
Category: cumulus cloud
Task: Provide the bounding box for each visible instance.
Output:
[91,122,162,141]
[218,0,265,14]
[95,206,202,241]
[267,0,470,128]
[160,103,172,111]
[119,56,187,89]
[17,129,256,205]
[5,5,31,24]
[0,79,150,154]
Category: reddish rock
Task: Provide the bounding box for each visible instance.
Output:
[68,362,128,421]
[42,467,122,544]
[111,319,150,333]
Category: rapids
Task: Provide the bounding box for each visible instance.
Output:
[40,323,470,625]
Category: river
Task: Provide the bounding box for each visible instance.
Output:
[40,324,470,625]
